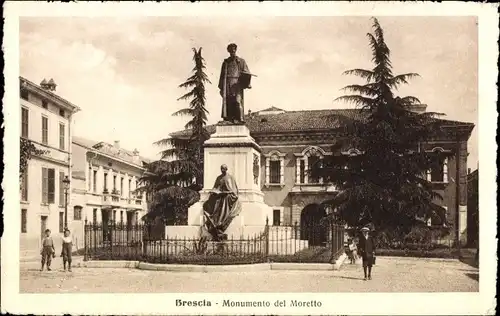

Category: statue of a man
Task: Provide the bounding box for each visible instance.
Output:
[218,43,253,124]
[203,164,242,240]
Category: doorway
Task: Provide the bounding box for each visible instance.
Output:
[300,204,327,246]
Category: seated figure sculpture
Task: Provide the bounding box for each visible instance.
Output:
[202,164,242,241]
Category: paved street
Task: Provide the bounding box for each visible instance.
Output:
[19,257,478,293]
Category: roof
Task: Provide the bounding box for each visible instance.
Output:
[72,136,152,167]
[20,76,81,112]
[170,108,475,138]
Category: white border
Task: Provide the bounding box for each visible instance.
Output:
[2,2,498,315]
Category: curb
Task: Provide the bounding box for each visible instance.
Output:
[81,260,139,269]
[138,262,271,272]
[270,263,333,271]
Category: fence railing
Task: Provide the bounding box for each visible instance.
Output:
[84,219,345,265]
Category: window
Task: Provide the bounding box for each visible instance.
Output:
[273,209,281,226]
[120,177,124,196]
[59,109,65,117]
[88,165,92,191]
[429,156,447,182]
[59,171,65,206]
[113,175,117,191]
[103,172,108,192]
[299,160,305,183]
[59,212,64,233]
[21,107,29,138]
[113,210,117,223]
[269,160,281,184]
[21,169,28,201]
[21,89,29,101]
[21,209,27,233]
[93,170,97,193]
[308,155,321,183]
[93,208,97,223]
[128,179,132,197]
[42,167,55,204]
[41,116,48,144]
[59,123,65,150]
[120,210,124,223]
[74,206,82,221]
[42,100,48,109]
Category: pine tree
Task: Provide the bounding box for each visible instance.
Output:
[315,18,451,232]
[138,48,210,224]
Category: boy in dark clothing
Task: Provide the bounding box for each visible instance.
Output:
[40,229,55,271]
[358,226,376,281]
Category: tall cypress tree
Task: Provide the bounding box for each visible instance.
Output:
[139,48,210,224]
[316,18,451,231]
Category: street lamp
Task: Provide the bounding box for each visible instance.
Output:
[62,175,70,229]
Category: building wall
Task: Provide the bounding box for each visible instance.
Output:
[70,143,148,249]
[20,86,75,255]
[257,138,469,243]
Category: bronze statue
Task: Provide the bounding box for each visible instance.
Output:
[203,164,242,241]
[218,43,254,124]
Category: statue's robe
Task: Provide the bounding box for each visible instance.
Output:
[218,56,251,122]
[203,172,242,240]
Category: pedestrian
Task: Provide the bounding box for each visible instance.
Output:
[40,229,55,271]
[60,228,73,272]
[358,226,376,281]
[347,238,358,264]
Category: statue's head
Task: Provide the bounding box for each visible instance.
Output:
[227,43,237,57]
[220,164,228,174]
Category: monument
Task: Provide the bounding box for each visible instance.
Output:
[165,43,272,240]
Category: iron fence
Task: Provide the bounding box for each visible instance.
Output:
[83,218,345,265]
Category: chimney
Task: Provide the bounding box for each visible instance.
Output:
[114,140,120,149]
[40,78,48,89]
[248,109,252,115]
[132,149,140,164]
[40,78,57,91]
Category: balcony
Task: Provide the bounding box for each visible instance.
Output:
[290,183,338,194]
[102,192,121,207]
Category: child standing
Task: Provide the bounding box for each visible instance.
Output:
[348,238,358,264]
[61,229,73,272]
[40,229,55,271]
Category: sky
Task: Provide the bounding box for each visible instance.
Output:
[19,16,478,169]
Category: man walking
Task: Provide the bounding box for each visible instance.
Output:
[358,226,376,281]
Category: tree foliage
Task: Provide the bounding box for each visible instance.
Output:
[20,138,47,177]
[315,18,451,231]
[139,48,210,224]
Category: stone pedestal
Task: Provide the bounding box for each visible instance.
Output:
[166,124,273,239]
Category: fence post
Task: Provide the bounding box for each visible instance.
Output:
[84,218,88,261]
[265,216,269,261]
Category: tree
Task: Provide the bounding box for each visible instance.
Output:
[138,48,210,224]
[315,18,451,232]
[155,47,211,187]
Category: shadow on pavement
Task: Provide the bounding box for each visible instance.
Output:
[459,256,479,269]
[332,275,365,281]
[465,272,479,282]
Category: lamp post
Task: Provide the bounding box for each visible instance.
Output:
[62,175,70,229]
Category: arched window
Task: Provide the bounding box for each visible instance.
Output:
[426,147,449,183]
[294,146,329,184]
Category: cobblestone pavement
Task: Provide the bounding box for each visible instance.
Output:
[19,257,478,293]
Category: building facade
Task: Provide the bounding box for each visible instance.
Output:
[71,137,150,249]
[19,77,81,255]
[172,106,475,244]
